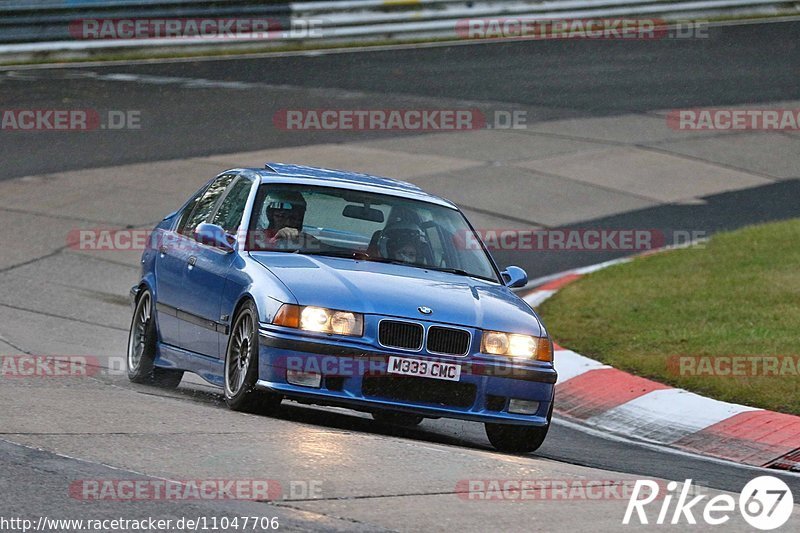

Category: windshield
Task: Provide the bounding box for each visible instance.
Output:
[246,183,499,282]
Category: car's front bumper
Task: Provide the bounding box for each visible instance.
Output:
[257,327,556,426]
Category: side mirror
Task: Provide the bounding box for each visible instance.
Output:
[195,223,235,253]
[501,266,528,288]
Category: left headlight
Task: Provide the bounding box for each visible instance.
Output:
[273,304,364,337]
[481,331,553,362]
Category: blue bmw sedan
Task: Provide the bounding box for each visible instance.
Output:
[127,163,556,452]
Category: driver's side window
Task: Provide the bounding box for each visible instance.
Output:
[178,173,237,238]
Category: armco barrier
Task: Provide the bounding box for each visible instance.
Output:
[0,1,292,43]
[0,0,798,59]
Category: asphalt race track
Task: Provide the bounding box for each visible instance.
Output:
[2,21,799,180]
[1,19,799,532]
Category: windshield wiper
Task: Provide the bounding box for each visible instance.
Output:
[425,265,502,283]
[303,250,419,267]
[425,266,472,277]
[301,249,375,260]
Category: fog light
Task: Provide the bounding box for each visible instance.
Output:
[286,370,321,388]
[508,399,540,415]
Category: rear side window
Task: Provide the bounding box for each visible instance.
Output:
[179,173,237,237]
[211,177,253,233]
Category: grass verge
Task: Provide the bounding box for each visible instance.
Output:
[538,219,800,415]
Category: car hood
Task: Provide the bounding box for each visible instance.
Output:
[249,252,543,336]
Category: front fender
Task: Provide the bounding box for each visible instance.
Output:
[220,253,297,328]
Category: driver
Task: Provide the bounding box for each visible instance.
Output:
[258,190,319,249]
[384,224,426,264]
[266,190,306,241]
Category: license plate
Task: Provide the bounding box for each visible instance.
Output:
[386,356,461,382]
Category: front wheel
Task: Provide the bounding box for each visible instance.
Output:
[371,411,424,426]
[127,288,183,388]
[224,300,282,414]
[485,423,549,453]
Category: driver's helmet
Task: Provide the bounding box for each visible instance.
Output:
[264,190,307,230]
[382,222,427,263]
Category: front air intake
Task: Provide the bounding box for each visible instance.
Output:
[379,320,423,350]
[427,326,470,356]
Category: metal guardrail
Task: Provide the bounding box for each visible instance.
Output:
[305,0,797,30]
[0,1,293,43]
[0,0,797,57]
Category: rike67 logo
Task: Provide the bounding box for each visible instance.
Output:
[624,477,794,530]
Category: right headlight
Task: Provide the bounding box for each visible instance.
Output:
[272,304,364,337]
[481,331,553,362]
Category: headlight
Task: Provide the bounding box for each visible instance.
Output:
[481,331,553,361]
[273,304,364,337]
[301,306,329,332]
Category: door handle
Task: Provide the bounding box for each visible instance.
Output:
[188,256,197,267]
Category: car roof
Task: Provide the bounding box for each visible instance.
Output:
[242,163,458,209]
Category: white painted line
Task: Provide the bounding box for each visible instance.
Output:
[586,388,760,445]
[519,271,576,293]
[519,256,631,293]
[573,256,632,275]
[520,236,710,293]
[554,350,611,384]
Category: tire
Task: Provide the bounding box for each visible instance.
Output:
[371,411,424,427]
[484,423,549,453]
[485,400,553,453]
[127,288,183,388]
[224,300,282,414]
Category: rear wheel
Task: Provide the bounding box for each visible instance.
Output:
[371,411,424,427]
[127,288,183,388]
[224,300,282,414]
